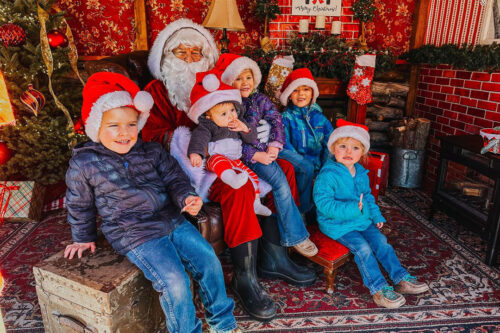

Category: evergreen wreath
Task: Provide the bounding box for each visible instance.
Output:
[352,0,376,23]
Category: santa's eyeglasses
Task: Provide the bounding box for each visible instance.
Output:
[172,46,203,62]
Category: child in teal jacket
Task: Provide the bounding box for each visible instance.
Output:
[313,119,429,309]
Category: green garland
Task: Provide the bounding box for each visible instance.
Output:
[243,33,395,82]
[402,43,500,72]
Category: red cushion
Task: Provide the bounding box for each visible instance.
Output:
[307,225,349,261]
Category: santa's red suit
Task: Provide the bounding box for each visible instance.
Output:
[142,79,299,248]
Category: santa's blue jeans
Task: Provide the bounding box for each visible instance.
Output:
[126,221,236,333]
[278,149,315,214]
[337,224,408,295]
[249,160,309,246]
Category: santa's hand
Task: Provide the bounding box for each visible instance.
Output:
[190,153,202,167]
[257,120,270,143]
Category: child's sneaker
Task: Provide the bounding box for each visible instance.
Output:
[395,275,429,294]
[373,286,406,308]
[254,198,272,216]
[293,238,318,257]
[221,169,248,189]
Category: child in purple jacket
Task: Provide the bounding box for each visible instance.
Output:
[216,54,318,258]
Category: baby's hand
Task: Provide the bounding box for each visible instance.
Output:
[182,195,203,216]
[190,153,202,167]
[358,193,363,211]
[64,242,96,259]
[228,119,249,133]
[266,146,279,161]
[376,222,384,229]
[253,151,274,165]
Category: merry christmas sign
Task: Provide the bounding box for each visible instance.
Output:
[292,0,342,16]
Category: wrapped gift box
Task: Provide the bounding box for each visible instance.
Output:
[361,151,390,202]
[0,181,45,222]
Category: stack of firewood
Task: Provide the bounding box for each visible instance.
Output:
[388,117,431,150]
[366,81,410,149]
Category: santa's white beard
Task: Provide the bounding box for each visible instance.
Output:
[160,55,211,112]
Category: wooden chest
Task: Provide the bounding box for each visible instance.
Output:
[33,237,165,333]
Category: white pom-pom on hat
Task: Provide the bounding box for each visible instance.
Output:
[134,91,154,112]
[203,74,220,92]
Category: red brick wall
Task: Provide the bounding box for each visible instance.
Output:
[414,64,500,190]
[269,0,359,48]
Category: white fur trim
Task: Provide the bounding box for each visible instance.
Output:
[221,57,262,87]
[327,125,371,153]
[85,91,133,142]
[259,179,272,197]
[272,55,294,67]
[188,89,242,123]
[279,78,319,106]
[355,54,376,67]
[208,138,242,160]
[203,74,220,92]
[134,91,154,112]
[148,19,219,80]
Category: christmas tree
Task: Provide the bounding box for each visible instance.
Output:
[0,0,85,185]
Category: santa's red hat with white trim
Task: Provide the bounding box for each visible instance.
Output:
[278,68,319,106]
[327,119,370,153]
[81,72,154,142]
[215,53,262,88]
[188,70,242,124]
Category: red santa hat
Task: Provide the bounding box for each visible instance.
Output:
[327,119,370,153]
[278,68,319,106]
[215,53,262,88]
[187,70,242,124]
[81,72,154,142]
[148,18,219,80]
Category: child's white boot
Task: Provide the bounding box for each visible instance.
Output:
[254,198,272,216]
[220,169,248,189]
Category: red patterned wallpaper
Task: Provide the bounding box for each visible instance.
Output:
[57,0,415,57]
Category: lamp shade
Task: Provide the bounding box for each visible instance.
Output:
[203,0,245,31]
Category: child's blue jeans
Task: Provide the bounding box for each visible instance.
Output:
[249,160,309,246]
[278,149,315,214]
[337,224,409,295]
[126,221,237,333]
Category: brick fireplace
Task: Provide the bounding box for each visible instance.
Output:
[414,65,500,191]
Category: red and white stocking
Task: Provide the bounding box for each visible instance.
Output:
[347,54,376,105]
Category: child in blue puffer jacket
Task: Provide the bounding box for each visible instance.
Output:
[313,119,429,310]
[278,68,333,216]
[64,72,240,333]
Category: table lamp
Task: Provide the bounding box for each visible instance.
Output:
[203,0,245,53]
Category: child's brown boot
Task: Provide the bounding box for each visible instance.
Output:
[373,286,406,309]
[395,275,429,294]
[293,238,318,257]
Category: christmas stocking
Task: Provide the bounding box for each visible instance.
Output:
[264,55,294,106]
[347,54,376,105]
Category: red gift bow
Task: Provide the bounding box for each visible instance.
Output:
[0,183,20,223]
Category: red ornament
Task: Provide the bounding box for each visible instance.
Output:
[0,142,13,165]
[47,30,68,49]
[74,118,85,135]
[0,23,26,47]
[20,84,45,116]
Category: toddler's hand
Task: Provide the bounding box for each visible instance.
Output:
[253,151,274,165]
[376,222,384,229]
[358,193,363,211]
[228,119,249,133]
[182,195,203,216]
[266,146,279,161]
[190,153,202,167]
[64,242,96,259]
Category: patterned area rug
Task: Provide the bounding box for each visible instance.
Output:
[0,190,499,332]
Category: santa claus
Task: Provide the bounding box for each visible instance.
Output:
[142,19,315,322]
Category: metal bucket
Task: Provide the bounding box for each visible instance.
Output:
[389,148,425,188]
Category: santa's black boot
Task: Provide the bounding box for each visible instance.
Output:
[230,240,276,321]
[258,216,316,286]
